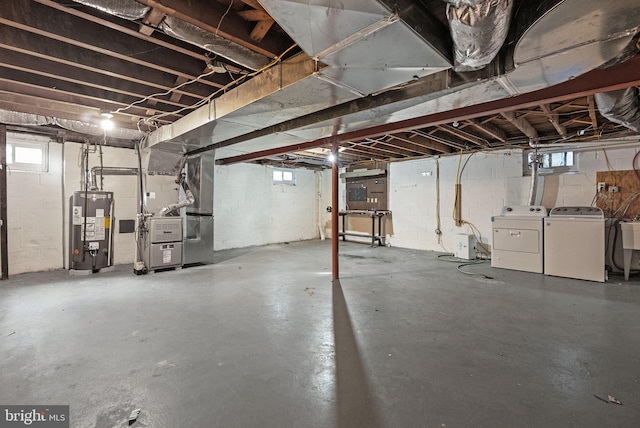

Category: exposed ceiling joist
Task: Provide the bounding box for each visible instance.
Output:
[500,111,538,140]
[464,119,507,143]
[540,104,567,137]
[135,0,286,58]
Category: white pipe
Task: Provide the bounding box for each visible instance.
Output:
[316,171,325,240]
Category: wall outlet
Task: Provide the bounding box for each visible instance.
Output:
[597,182,606,192]
[609,185,619,193]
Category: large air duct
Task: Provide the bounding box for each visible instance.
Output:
[444,0,513,72]
[594,87,640,133]
[160,16,270,71]
[71,0,149,20]
[0,109,144,141]
[71,0,269,72]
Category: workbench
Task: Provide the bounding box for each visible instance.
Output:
[338,210,392,247]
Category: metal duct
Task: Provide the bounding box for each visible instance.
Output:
[147,0,640,163]
[444,0,513,72]
[71,0,150,20]
[160,16,270,71]
[0,109,144,141]
[594,87,640,133]
[89,166,139,190]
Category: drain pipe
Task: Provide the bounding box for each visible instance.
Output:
[316,171,325,240]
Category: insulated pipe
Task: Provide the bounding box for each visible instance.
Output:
[90,167,139,190]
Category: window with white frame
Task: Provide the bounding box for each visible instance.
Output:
[6,134,49,172]
[524,150,578,175]
[272,168,295,185]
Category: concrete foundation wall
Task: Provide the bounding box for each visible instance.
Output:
[6,134,63,275]
[388,147,639,253]
[214,163,319,250]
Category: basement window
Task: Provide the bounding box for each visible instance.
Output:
[273,168,295,185]
[6,134,49,173]
[524,150,578,175]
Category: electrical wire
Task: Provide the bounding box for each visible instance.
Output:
[216,0,234,36]
[112,68,218,115]
[142,43,299,126]
[456,261,493,279]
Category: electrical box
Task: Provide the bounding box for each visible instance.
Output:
[454,234,476,260]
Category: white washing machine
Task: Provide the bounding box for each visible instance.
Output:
[491,205,547,273]
[544,206,606,282]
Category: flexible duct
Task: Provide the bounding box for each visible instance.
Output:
[160,16,270,71]
[71,0,150,20]
[0,109,144,141]
[159,181,195,216]
[527,152,540,206]
[594,87,640,133]
[90,166,139,190]
[444,0,513,72]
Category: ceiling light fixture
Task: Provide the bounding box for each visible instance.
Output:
[100,112,114,131]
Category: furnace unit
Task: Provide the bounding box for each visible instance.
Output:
[140,217,183,272]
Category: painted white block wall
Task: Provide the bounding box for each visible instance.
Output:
[388,147,640,253]
[214,163,319,250]
[6,134,63,274]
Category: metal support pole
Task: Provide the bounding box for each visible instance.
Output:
[0,125,8,279]
[331,136,339,280]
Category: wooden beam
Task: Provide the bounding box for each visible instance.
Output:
[464,119,507,142]
[135,0,286,58]
[404,132,452,153]
[0,2,221,89]
[0,31,219,96]
[540,104,568,137]
[437,124,488,146]
[237,10,272,21]
[139,7,166,35]
[500,111,538,139]
[587,95,599,131]
[250,19,275,43]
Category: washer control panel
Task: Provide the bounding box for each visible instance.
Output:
[549,206,604,218]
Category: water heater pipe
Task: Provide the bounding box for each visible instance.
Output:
[89,166,139,190]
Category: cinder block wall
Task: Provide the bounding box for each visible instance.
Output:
[388,147,639,253]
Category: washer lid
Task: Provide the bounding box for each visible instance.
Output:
[549,206,604,218]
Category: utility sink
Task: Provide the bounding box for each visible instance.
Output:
[620,222,640,280]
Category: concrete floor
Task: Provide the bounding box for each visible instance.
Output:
[1,240,639,428]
